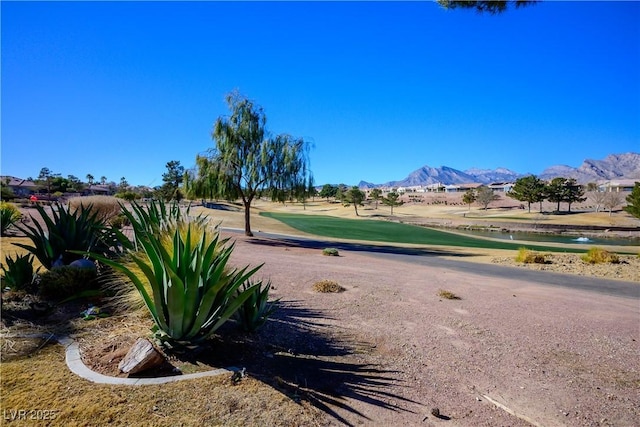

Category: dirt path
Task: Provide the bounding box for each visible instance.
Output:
[225,233,640,426]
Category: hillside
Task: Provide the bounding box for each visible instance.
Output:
[359,152,639,188]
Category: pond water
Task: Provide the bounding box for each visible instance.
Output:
[452,229,639,247]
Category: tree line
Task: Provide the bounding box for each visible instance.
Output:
[2,162,184,203]
[499,175,638,218]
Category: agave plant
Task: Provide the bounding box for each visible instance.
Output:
[89,217,261,344]
[14,202,110,269]
[234,279,279,332]
[0,201,22,236]
[127,200,206,242]
[1,253,39,291]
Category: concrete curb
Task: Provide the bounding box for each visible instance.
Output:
[56,336,237,385]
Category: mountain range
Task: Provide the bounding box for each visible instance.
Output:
[358,152,640,188]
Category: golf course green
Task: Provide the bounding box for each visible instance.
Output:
[260,212,586,253]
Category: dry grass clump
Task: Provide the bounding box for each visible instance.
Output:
[515,247,547,264]
[322,248,340,256]
[312,280,345,293]
[437,289,461,300]
[67,195,122,224]
[581,247,620,264]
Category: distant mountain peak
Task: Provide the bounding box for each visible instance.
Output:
[360,152,639,188]
[540,152,640,182]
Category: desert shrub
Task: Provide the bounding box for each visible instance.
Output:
[515,247,547,264]
[581,247,620,264]
[1,182,15,200]
[0,202,22,236]
[89,201,261,345]
[115,191,139,202]
[234,279,278,332]
[38,264,99,299]
[312,280,345,293]
[1,254,38,291]
[438,289,461,300]
[109,213,130,229]
[68,196,122,224]
[14,202,114,269]
[99,253,151,314]
[322,248,340,256]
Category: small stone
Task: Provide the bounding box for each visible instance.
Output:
[69,258,97,271]
[118,338,165,375]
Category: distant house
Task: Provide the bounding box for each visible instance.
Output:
[445,183,483,193]
[83,184,112,195]
[598,179,638,193]
[424,183,445,193]
[1,176,38,197]
[487,182,514,192]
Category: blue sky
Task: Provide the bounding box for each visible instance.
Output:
[2,1,639,187]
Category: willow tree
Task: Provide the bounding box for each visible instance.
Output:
[437,0,537,14]
[187,92,311,236]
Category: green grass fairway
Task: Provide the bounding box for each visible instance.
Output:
[260,212,582,253]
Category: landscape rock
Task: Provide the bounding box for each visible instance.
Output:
[69,259,97,271]
[118,338,165,375]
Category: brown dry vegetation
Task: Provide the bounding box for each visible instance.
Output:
[1,345,325,426]
[312,280,346,293]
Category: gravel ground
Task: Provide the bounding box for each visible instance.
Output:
[490,253,640,282]
[223,234,640,426]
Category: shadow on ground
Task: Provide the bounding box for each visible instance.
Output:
[245,233,475,258]
[177,300,421,426]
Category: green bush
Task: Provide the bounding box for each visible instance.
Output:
[109,213,130,229]
[581,247,620,264]
[115,191,139,202]
[38,265,99,300]
[1,254,38,291]
[14,202,112,269]
[89,201,261,345]
[322,248,340,256]
[234,280,278,332]
[515,247,547,264]
[0,202,22,236]
[1,183,16,201]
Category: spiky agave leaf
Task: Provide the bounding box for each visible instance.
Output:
[79,203,262,345]
[234,279,279,332]
[14,202,108,269]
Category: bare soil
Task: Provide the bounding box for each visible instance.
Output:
[70,233,640,426]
